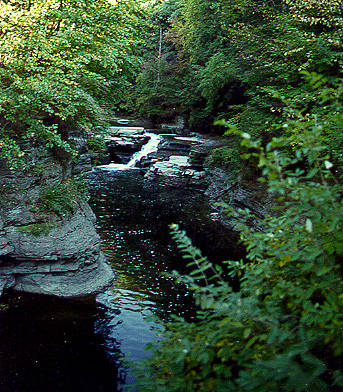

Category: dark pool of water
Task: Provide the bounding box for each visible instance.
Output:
[0,294,122,392]
[0,168,240,392]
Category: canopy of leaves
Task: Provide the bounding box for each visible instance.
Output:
[131,0,343,135]
[0,0,144,168]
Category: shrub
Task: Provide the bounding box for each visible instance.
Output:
[205,145,241,176]
[87,137,108,159]
[131,79,343,391]
[17,222,57,237]
[37,178,88,217]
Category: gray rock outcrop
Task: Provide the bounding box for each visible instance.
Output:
[205,168,270,231]
[0,145,114,298]
[144,155,206,187]
[143,134,222,187]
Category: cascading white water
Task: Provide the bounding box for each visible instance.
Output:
[97,132,162,171]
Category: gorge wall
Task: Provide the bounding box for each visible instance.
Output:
[0,143,114,297]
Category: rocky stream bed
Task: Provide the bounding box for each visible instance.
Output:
[0,123,268,391]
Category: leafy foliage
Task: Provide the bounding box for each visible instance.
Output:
[205,145,241,176]
[17,222,57,237]
[131,0,343,140]
[0,0,144,167]
[37,177,88,217]
[131,80,343,391]
[87,137,108,161]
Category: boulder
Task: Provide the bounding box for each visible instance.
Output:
[145,155,206,187]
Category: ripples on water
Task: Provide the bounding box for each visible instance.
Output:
[0,168,240,391]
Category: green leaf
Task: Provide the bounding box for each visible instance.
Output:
[324,160,333,169]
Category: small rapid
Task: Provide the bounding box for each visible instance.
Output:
[97,132,162,171]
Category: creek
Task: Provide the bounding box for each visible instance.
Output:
[0,129,240,391]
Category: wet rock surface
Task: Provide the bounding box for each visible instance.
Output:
[141,134,223,188]
[205,168,270,231]
[104,127,149,164]
[144,155,207,187]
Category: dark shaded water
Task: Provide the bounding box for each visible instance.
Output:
[0,294,122,392]
[0,168,240,391]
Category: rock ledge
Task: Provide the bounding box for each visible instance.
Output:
[0,148,114,298]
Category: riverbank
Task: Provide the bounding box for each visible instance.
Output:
[90,123,270,233]
[0,142,114,298]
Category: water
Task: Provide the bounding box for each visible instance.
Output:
[0,131,240,391]
[98,133,162,171]
[0,294,123,392]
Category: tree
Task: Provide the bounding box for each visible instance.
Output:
[131,0,343,137]
[0,0,144,167]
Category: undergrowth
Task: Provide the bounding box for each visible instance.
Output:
[17,222,57,237]
[131,77,343,392]
[37,177,88,218]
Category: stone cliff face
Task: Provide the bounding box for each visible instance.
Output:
[0,144,114,297]
[204,168,271,232]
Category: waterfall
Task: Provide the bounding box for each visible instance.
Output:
[97,132,162,171]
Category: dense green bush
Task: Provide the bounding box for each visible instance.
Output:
[131,80,343,391]
[205,145,241,177]
[131,0,343,140]
[87,137,108,161]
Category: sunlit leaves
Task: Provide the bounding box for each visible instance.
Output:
[133,0,343,139]
[0,0,144,166]
[283,0,343,28]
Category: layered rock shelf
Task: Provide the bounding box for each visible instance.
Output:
[0,146,114,298]
[96,126,223,187]
[0,123,268,299]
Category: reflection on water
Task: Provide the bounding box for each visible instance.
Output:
[88,169,241,389]
[88,169,220,321]
[96,290,161,387]
[0,167,240,391]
